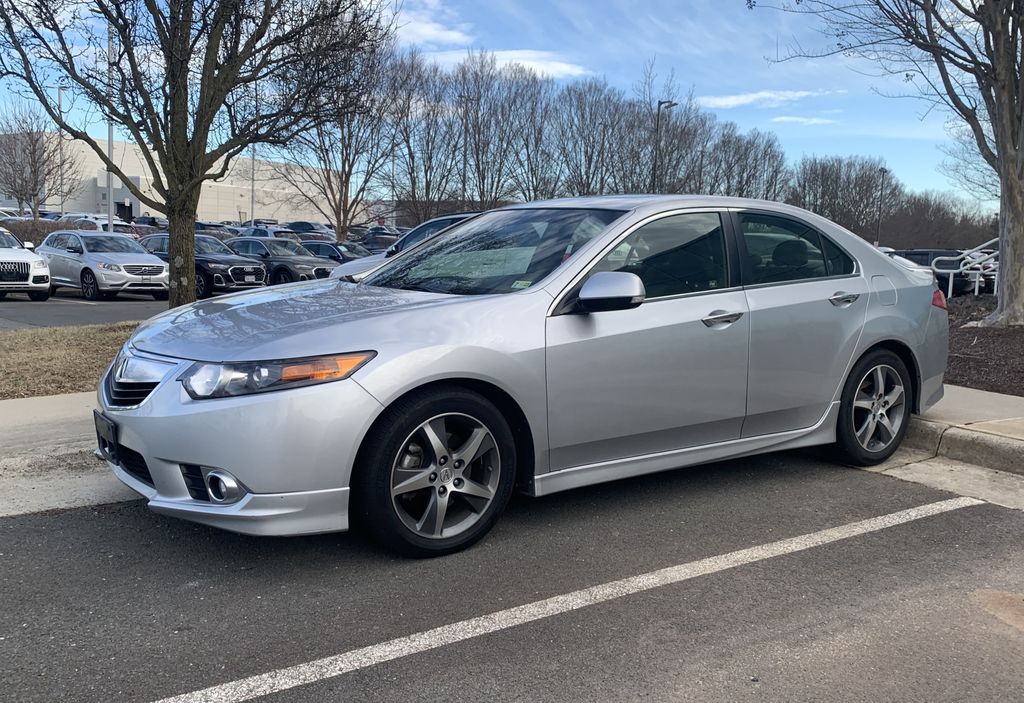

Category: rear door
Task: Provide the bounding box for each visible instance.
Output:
[734,210,868,436]
[545,210,749,470]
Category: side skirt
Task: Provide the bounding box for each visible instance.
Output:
[532,402,841,497]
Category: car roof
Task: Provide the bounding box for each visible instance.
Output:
[502,194,827,214]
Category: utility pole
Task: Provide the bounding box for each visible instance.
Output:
[875,167,888,247]
[106,26,114,226]
[651,100,677,193]
[249,87,259,225]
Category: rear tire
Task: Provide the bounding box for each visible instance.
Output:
[152,291,169,301]
[834,349,912,466]
[352,387,516,557]
[28,290,50,301]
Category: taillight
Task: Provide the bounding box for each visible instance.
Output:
[931,288,947,310]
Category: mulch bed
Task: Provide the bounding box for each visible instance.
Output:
[946,295,1024,397]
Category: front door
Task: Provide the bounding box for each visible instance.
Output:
[545,211,749,471]
[735,211,869,436]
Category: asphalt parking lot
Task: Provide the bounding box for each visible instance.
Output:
[2,451,1022,703]
[0,289,167,329]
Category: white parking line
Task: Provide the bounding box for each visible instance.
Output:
[47,297,98,306]
[153,496,984,703]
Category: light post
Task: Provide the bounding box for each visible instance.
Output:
[45,84,68,215]
[651,99,677,193]
[107,26,114,226]
[875,166,888,247]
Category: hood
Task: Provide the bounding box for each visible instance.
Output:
[283,255,334,268]
[130,279,462,361]
[197,253,262,266]
[0,247,43,264]
[90,251,165,266]
[331,253,385,278]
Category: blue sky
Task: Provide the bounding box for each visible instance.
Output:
[399,0,969,201]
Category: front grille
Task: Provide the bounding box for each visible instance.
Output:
[0,261,29,282]
[180,464,211,502]
[228,265,266,284]
[32,274,49,284]
[313,267,330,279]
[118,444,153,486]
[106,373,159,407]
[123,265,164,276]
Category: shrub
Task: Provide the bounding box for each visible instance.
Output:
[3,219,65,245]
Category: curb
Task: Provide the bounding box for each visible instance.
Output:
[906,417,1024,477]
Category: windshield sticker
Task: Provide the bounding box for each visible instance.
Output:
[511,280,532,289]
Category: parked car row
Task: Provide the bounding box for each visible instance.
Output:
[0,227,51,301]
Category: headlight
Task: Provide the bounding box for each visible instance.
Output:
[98,262,121,271]
[31,260,47,270]
[180,352,376,399]
[207,263,229,270]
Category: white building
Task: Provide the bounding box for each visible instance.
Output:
[1,137,346,224]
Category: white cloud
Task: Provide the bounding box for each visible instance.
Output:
[696,89,844,109]
[771,116,837,126]
[427,49,590,78]
[396,1,474,49]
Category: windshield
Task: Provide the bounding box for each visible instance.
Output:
[338,241,371,258]
[363,208,624,295]
[0,231,22,248]
[196,236,233,255]
[83,235,148,254]
[266,239,311,256]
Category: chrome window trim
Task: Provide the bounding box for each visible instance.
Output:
[547,207,733,317]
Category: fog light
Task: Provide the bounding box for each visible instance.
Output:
[205,470,244,504]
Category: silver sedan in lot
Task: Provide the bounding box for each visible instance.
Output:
[95,196,947,555]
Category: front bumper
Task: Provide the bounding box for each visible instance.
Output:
[96,353,383,536]
[96,269,169,293]
[0,270,49,292]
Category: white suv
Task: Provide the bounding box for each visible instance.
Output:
[0,227,51,301]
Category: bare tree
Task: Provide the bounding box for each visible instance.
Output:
[0,0,389,306]
[271,41,398,238]
[750,0,1024,324]
[0,102,83,217]
[506,66,562,201]
[386,50,461,223]
[787,155,904,237]
[941,114,1001,201]
[557,78,622,196]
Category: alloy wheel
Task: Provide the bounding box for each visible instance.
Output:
[81,271,98,300]
[851,364,906,452]
[390,412,501,539]
[195,272,206,298]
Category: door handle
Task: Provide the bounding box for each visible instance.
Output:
[702,310,744,327]
[829,292,860,306]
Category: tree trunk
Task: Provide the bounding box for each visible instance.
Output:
[986,168,1024,326]
[166,192,199,309]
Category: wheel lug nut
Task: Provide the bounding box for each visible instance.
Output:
[454,478,463,488]
[438,486,447,496]
[439,456,448,466]
[454,460,464,469]
[429,472,437,482]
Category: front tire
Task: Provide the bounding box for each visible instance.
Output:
[834,349,912,466]
[28,290,50,301]
[81,270,101,301]
[352,387,517,557]
[272,268,293,285]
[152,291,169,301]
[196,271,211,299]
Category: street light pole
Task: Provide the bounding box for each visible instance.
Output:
[651,100,677,193]
[106,26,114,226]
[875,166,888,247]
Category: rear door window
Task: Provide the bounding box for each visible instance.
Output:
[739,214,828,285]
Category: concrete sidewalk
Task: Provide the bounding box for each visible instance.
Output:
[910,385,1024,476]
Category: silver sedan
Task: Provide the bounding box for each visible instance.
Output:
[95,196,947,555]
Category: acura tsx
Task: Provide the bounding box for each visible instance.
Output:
[95,196,948,556]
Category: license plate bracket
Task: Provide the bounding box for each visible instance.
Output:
[94,410,119,464]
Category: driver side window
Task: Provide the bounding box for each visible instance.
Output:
[592,213,728,298]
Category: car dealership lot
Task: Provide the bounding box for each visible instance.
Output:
[2,452,1022,703]
[0,289,165,329]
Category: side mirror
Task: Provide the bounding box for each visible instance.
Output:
[66,244,83,255]
[384,245,398,258]
[22,241,34,251]
[576,271,645,313]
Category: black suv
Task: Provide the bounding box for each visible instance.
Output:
[226,237,337,285]
[140,234,267,298]
[889,248,972,296]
